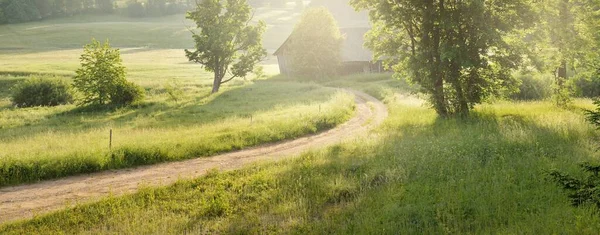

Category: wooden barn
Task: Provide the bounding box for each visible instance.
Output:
[273,27,383,76]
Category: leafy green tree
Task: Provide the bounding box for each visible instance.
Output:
[352,0,537,117]
[286,7,343,79]
[538,0,588,106]
[185,0,267,93]
[74,39,143,106]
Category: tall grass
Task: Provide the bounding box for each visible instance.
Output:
[0,79,355,186]
[3,77,599,233]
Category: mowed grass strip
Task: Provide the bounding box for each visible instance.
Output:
[0,79,355,187]
[3,81,600,234]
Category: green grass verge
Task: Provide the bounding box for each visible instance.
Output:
[3,77,600,233]
[0,77,355,186]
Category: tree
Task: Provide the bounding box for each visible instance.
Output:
[185,0,267,94]
[73,39,140,105]
[352,0,537,117]
[286,7,343,79]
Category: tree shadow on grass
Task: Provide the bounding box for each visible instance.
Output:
[0,80,336,141]
[200,111,597,233]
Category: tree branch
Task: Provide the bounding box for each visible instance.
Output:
[220,74,238,84]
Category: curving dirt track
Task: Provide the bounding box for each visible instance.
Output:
[0,89,388,224]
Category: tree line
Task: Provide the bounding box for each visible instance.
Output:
[0,0,115,24]
[0,0,199,24]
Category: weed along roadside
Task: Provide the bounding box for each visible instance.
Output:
[0,89,386,224]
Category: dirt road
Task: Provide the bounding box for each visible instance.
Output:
[0,89,388,224]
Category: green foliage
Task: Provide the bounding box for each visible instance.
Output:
[125,1,146,18]
[95,0,114,13]
[3,0,41,23]
[352,0,537,117]
[110,81,145,105]
[510,73,553,101]
[73,39,142,106]
[163,79,184,103]
[552,80,573,107]
[286,7,343,79]
[549,162,600,209]
[0,5,6,24]
[573,74,600,98]
[185,0,267,93]
[10,77,74,108]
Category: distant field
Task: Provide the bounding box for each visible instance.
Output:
[0,6,302,86]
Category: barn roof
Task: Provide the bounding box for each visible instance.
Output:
[274,27,374,63]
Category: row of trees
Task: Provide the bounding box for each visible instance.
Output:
[0,0,199,24]
[0,0,115,24]
[349,0,600,117]
[124,0,192,18]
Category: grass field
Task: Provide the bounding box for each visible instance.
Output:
[0,75,355,186]
[0,6,339,186]
[3,75,600,233]
[3,3,600,234]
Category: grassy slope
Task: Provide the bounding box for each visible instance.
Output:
[0,77,355,186]
[0,6,323,186]
[3,75,600,234]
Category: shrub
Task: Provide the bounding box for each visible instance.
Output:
[549,162,600,209]
[572,74,600,98]
[11,77,74,108]
[74,39,144,106]
[509,73,553,101]
[110,81,145,105]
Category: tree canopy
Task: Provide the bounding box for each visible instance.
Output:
[352,0,539,117]
[286,7,343,79]
[185,0,267,94]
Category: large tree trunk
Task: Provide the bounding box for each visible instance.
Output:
[212,72,223,94]
[424,0,448,118]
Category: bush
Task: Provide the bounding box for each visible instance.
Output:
[510,73,553,101]
[11,77,74,107]
[110,81,145,105]
[572,74,600,98]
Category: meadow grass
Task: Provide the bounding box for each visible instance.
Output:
[0,76,355,186]
[3,76,600,234]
